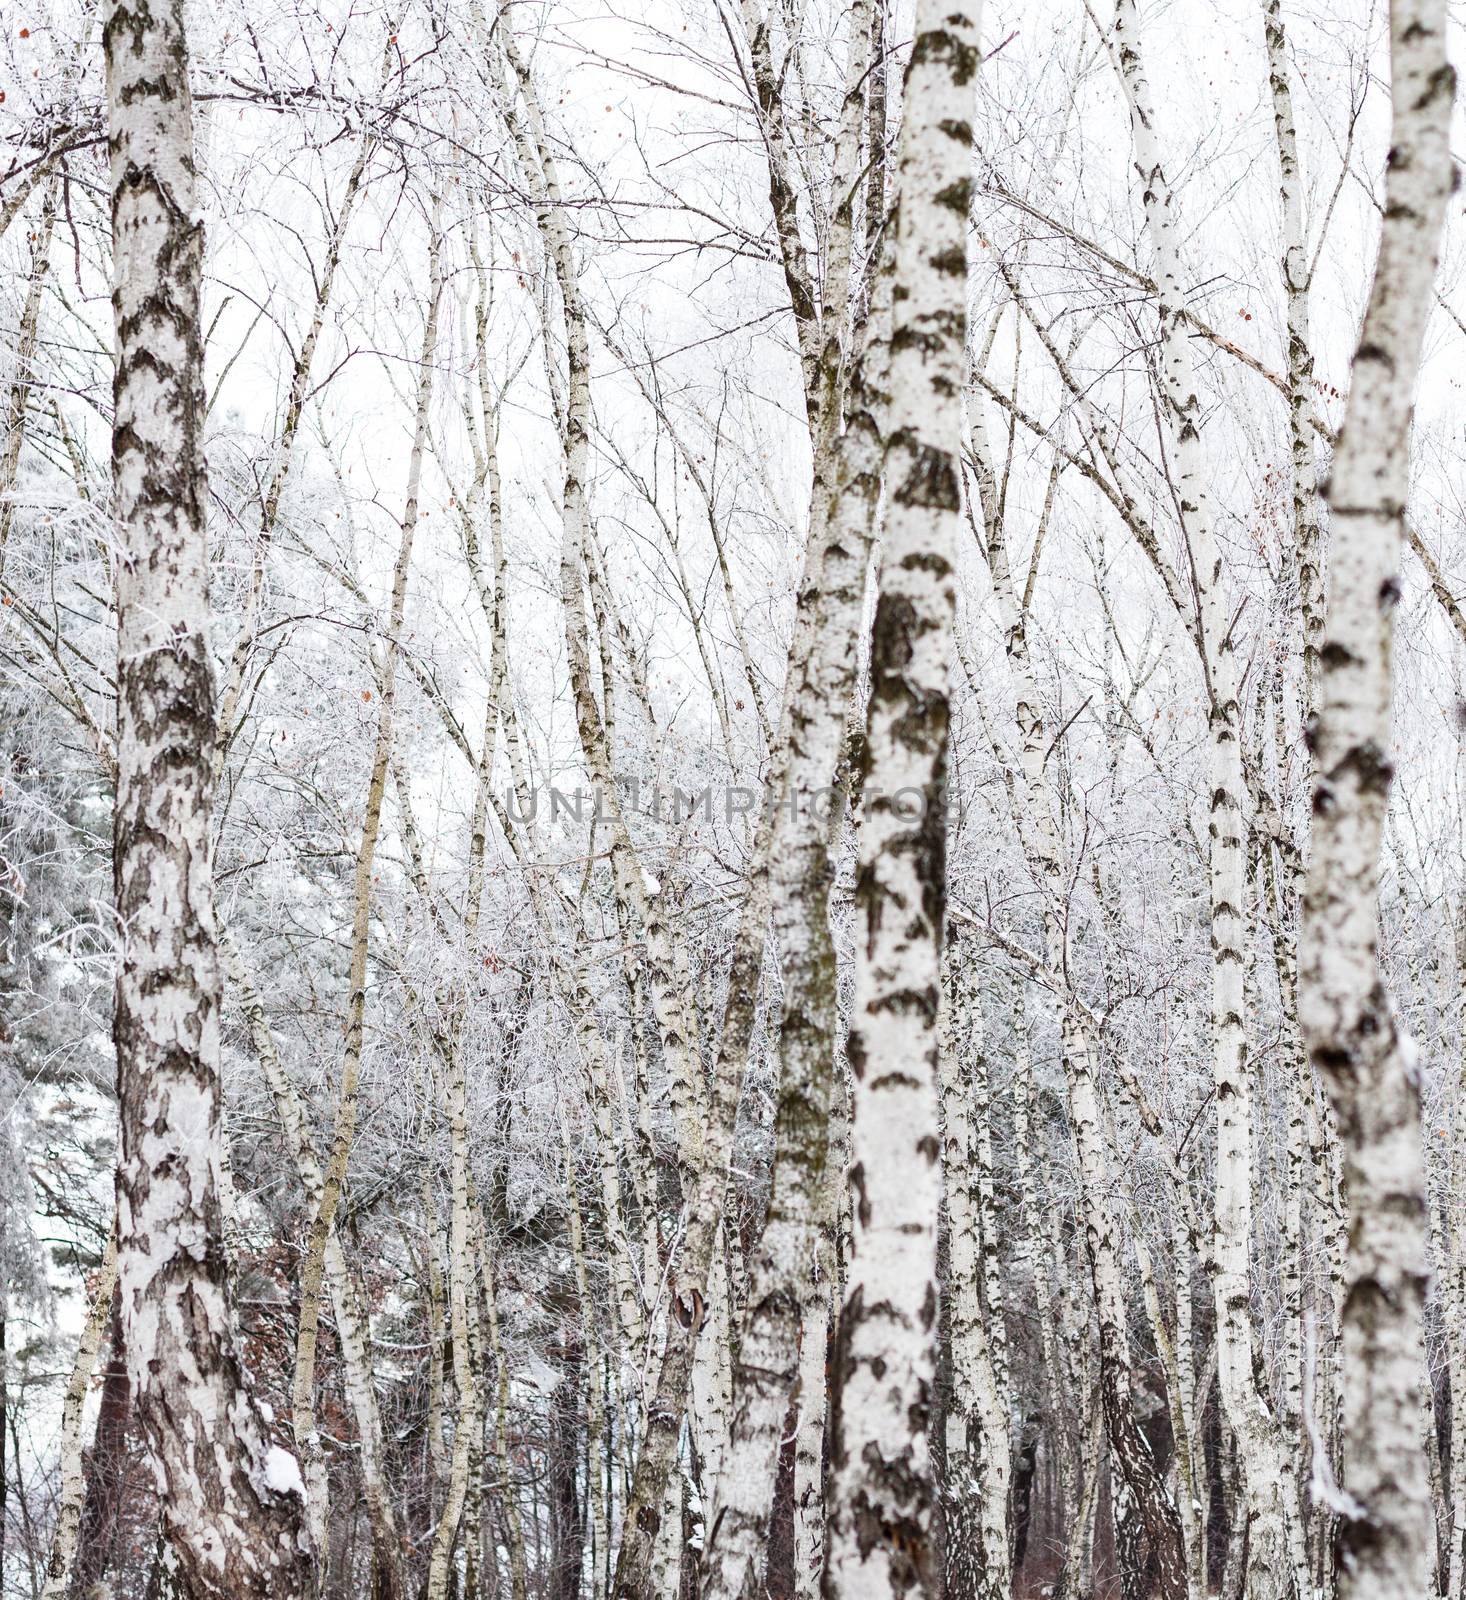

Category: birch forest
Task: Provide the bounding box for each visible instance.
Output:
[2,0,1465,1596]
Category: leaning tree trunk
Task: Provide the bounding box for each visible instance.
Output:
[39,1232,117,1600]
[105,1,314,1593]
[291,209,441,1552]
[822,9,981,1600]
[1297,3,1455,1598]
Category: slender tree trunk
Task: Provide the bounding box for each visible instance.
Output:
[425,1040,486,1600]
[1069,1404,1104,1600]
[565,1131,609,1600]
[106,1,314,1589]
[477,1202,529,1600]
[423,1174,451,1498]
[791,1264,831,1600]
[226,935,407,1600]
[1011,1015,1083,1600]
[1297,4,1455,1597]
[1260,0,1326,713]
[1110,8,1294,1592]
[547,1332,588,1600]
[40,1232,117,1600]
[1257,18,1350,1568]
[939,946,1010,1600]
[291,208,442,1556]
[0,177,56,576]
[699,11,882,1590]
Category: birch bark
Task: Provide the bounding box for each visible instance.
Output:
[1010,1016,1082,1599]
[1260,0,1325,716]
[475,1201,529,1600]
[1110,5,1292,1589]
[425,1044,485,1600]
[699,10,882,1591]
[40,1231,117,1600]
[1297,4,1455,1596]
[939,945,1010,1600]
[0,178,55,574]
[565,1130,610,1600]
[822,10,980,1599]
[106,0,314,1589]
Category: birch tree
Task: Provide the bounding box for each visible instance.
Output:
[106,0,314,1591]
[1298,3,1455,1597]
[823,8,980,1598]
[1110,4,1298,1591]
[4,2,1466,1596]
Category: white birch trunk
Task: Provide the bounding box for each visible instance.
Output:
[565,1131,610,1600]
[1297,5,1455,1596]
[792,1261,831,1600]
[939,948,1010,1600]
[426,1026,485,1600]
[1110,6,1293,1590]
[691,1233,733,1508]
[823,10,980,1598]
[106,0,315,1589]
[0,178,55,570]
[1011,1017,1083,1598]
[424,1175,451,1495]
[475,1201,529,1600]
[1261,0,1325,714]
[699,9,881,1589]
[40,1231,118,1600]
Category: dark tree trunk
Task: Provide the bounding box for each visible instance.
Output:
[765,1392,798,1600]
[547,1337,586,1600]
[1011,1415,1039,1574]
[75,1287,132,1595]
